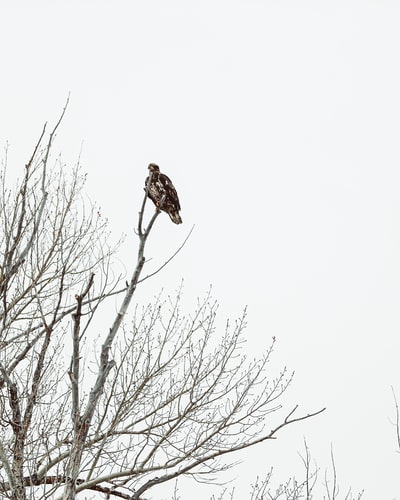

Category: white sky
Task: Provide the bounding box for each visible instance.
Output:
[1,1,400,498]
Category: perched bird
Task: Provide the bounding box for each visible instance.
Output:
[145,163,182,224]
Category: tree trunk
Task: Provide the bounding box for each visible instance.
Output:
[11,438,26,500]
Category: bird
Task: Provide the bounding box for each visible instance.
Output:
[145,163,182,224]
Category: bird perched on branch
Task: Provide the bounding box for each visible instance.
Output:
[145,163,182,224]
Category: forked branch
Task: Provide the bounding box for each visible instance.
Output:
[62,185,164,499]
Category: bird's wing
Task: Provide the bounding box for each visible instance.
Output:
[160,173,181,210]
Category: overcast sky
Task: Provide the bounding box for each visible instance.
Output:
[1,1,400,498]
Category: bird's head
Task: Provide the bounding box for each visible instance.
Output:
[148,163,160,173]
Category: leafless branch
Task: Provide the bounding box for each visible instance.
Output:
[137,224,195,284]
[391,386,400,452]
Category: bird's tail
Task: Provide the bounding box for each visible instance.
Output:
[169,211,182,224]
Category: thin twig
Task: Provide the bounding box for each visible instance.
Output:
[391,386,400,451]
[138,224,194,284]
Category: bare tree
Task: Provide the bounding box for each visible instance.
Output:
[207,442,363,500]
[391,386,400,454]
[0,106,324,500]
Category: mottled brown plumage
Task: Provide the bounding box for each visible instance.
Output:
[145,164,182,224]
